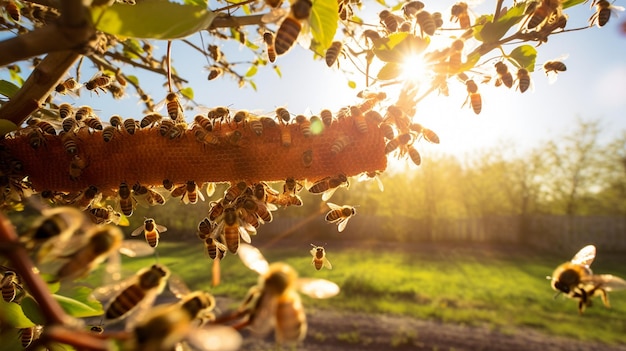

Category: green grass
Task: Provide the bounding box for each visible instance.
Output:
[81,241,626,345]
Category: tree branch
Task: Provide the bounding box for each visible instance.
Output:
[208,14,266,29]
[0,51,81,125]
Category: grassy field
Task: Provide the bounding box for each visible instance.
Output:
[84,239,626,345]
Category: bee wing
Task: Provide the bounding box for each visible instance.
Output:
[297,20,312,51]
[326,202,342,211]
[323,257,333,270]
[261,7,288,23]
[296,278,340,299]
[585,274,626,292]
[248,291,278,337]
[130,225,144,237]
[571,245,596,267]
[321,187,338,202]
[168,273,191,298]
[197,191,205,202]
[156,224,168,233]
[309,247,317,257]
[238,227,252,244]
[93,274,138,302]
[205,182,216,197]
[119,239,155,257]
[337,216,351,232]
[237,243,269,275]
[185,325,243,351]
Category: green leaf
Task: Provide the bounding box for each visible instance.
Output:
[509,45,537,72]
[248,80,257,91]
[460,51,481,72]
[0,79,20,97]
[347,80,357,89]
[59,286,104,315]
[562,0,587,9]
[9,70,23,86]
[310,0,339,52]
[91,0,215,39]
[53,293,103,318]
[0,299,35,328]
[179,87,194,100]
[122,38,144,59]
[126,75,139,86]
[480,3,525,43]
[377,62,403,81]
[0,119,18,136]
[245,65,258,78]
[21,296,45,325]
[373,33,429,63]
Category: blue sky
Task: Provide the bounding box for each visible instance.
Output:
[3,0,625,159]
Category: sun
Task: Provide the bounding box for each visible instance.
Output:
[401,54,431,83]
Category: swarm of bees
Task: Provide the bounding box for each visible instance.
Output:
[549,245,626,314]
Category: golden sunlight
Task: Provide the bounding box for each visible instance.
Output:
[401,54,430,83]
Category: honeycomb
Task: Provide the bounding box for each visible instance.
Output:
[1,115,387,194]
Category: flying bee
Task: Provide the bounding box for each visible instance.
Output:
[88,205,124,225]
[543,56,568,84]
[132,183,166,207]
[54,224,124,282]
[2,270,25,303]
[379,9,402,33]
[416,10,436,36]
[407,145,421,166]
[357,171,385,192]
[269,0,313,56]
[21,206,85,263]
[160,92,184,122]
[515,68,532,93]
[402,0,424,18]
[494,61,513,88]
[325,203,356,232]
[461,79,482,114]
[55,78,81,95]
[307,174,349,201]
[84,73,113,95]
[263,31,277,63]
[527,0,562,29]
[232,244,340,348]
[384,105,410,133]
[130,291,240,351]
[421,126,440,144]
[310,244,332,270]
[131,218,167,248]
[385,133,412,154]
[20,326,42,348]
[197,218,214,241]
[448,39,464,75]
[69,184,101,211]
[589,0,624,27]
[94,264,170,323]
[450,2,471,28]
[118,182,135,216]
[123,118,139,135]
[549,245,626,314]
[140,113,163,129]
[325,41,343,67]
[379,122,395,140]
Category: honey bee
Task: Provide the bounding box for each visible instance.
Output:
[27,128,47,149]
[308,174,349,201]
[162,92,184,122]
[132,183,166,207]
[422,127,440,144]
[167,121,188,140]
[462,79,482,114]
[192,114,213,132]
[20,326,42,348]
[110,115,123,129]
[207,106,230,124]
[123,118,139,135]
[88,205,124,225]
[325,41,343,67]
[102,125,118,142]
[515,68,532,93]
[5,0,20,21]
[275,107,291,124]
[549,245,626,314]
[527,0,562,29]
[89,325,104,334]
[448,39,464,75]
[379,122,395,141]
[310,244,332,270]
[350,105,368,134]
[84,73,113,95]
[118,182,135,216]
[233,244,340,348]
[58,103,73,119]
[402,0,424,18]
[450,2,471,28]
[69,154,88,181]
[21,206,85,262]
[263,31,277,63]
[1,270,24,303]
[60,131,79,155]
[193,126,220,147]
[589,0,624,27]
[330,134,352,155]
[316,110,331,128]
[379,9,401,33]
[543,59,567,84]
[384,133,412,154]
[95,264,170,322]
[130,291,241,351]
[208,200,226,222]
[325,202,356,232]
[55,78,81,95]
[163,178,175,192]
[70,184,101,210]
[357,171,385,192]
[384,105,410,133]
[54,224,124,281]
[213,205,256,254]
[416,10,436,36]
[84,117,103,132]
[28,118,57,135]
[207,67,223,80]
[494,61,513,88]
[131,218,167,248]
[205,236,227,262]
[302,149,313,168]
[272,0,313,56]
[62,117,77,133]
[183,180,205,204]
[74,105,94,121]
[293,115,310,137]
[140,113,163,129]
[240,196,275,225]
[407,145,421,166]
